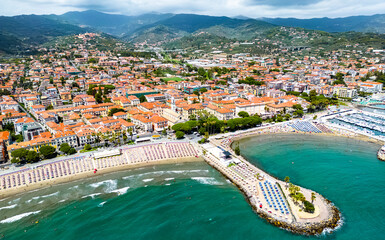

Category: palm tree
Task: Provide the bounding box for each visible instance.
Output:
[284,176,290,189]
[298,193,306,203]
[311,192,316,203]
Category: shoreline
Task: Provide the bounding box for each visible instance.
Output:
[204,125,345,236]
[0,156,204,199]
[0,142,201,199]
[230,127,384,146]
[206,158,341,235]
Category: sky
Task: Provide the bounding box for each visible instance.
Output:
[1,0,385,18]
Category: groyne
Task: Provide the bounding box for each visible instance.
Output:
[201,136,341,236]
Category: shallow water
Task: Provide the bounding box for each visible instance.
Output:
[0,135,384,239]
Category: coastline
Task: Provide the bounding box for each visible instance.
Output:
[0,156,204,199]
[206,158,341,235]
[230,127,384,146]
[0,142,201,199]
[203,125,347,236]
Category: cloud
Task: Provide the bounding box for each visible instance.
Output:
[246,0,321,7]
[1,0,385,18]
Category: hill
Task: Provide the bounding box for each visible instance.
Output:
[125,14,276,43]
[0,15,87,54]
[50,10,174,36]
[262,14,385,33]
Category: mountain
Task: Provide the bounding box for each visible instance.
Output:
[262,14,385,33]
[0,15,88,54]
[49,10,174,36]
[124,14,276,43]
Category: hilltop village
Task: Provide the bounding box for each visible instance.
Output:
[0,32,384,164]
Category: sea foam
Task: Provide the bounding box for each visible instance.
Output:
[90,180,118,193]
[122,169,209,180]
[82,193,101,199]
[191,177,223,186]
[0,211,41,224]
[0,204,17,211]
[110,187,130,195]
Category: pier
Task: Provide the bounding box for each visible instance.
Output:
[200,138,341,235]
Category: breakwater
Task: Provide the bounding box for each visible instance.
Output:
[201,138,341,236]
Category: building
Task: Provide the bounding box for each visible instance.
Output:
[333,87,357,98]
[22,122,45,141]
[360,82,383,93]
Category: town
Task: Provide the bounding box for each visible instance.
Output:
[0,32,384,165]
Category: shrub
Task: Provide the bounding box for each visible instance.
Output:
[234,146,240,155]
[175,131,185,139]
[84,144,92,151]
[303,200,315,213]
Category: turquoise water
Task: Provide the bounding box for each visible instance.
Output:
[371,104,385,109]
[0,135,384,239]
[239,134,385,240]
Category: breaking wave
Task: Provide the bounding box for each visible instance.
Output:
[0,211,41,224]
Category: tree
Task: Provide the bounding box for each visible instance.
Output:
[238,111,249,118]
[162,129,167,136]
[284,176,290,189]
[311,192,316,203]
[84,144,92,151]
[39,146,57,159]
[72,82,79,88]
[200,88,208,93]
[294,109,304,118]
[26,151,40,163]
[292,104,303,111]
[95,93,103,103]
[60,143,71,154]
[108,108,125,117]
[11,148,29,163]
[46,105,54,110]
[234,146,240,155]
[303,200,315,213]
[175,131,185,139]
[68,148,77,155]
[139,95,147,103]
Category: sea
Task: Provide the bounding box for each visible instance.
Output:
[0,134,384,240]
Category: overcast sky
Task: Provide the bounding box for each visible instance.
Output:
[1,0,385,18]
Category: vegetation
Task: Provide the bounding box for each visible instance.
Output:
[175,131,185,139]
[284,176,290,189]
[234,145,240,155]
[301,90,339,113]
[108,108,125,117]
[11,149,39,164]
[84,144,92,151]
[303,200,315,213]
[238,77,264,86]
[59,143,76,155]
[139,95,147,103]
[172,114,262,137]
[39,146,57,159]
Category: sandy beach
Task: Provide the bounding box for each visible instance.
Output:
[0,156,203,199]
[0,142,202,199]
